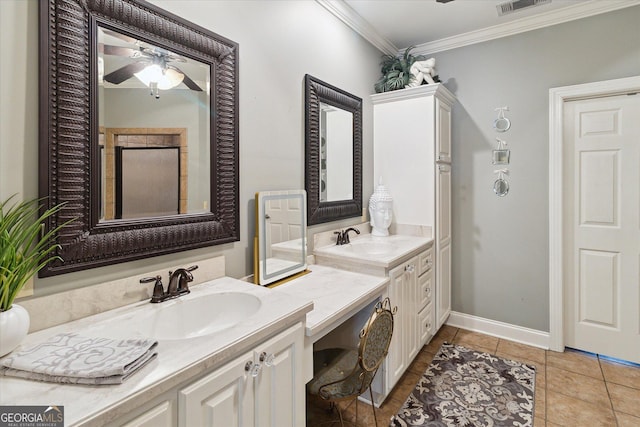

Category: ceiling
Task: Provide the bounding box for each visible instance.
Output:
[320,0,640,55]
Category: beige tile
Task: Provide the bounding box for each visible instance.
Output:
[534,384,545,420]
[497,339,546,365]
[546,366,610,408]
[616,411,640,427]
[424,325,457,353]
[533,418,546,427]
[452,329,499,353]
[608,382,640,418]
[546,348,602,380]
[545,422,564,427]
[600,358,640,390]
[546,390,616,426]
[408,348,435,375]
[386,369,422,407]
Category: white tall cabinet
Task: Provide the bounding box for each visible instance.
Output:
[372,83,455,331]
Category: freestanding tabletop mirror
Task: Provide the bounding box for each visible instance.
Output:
[254,190,308,286]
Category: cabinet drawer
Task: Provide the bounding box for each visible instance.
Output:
[418,271,433,310]
[418,304,434,348]
[418,249,433,276]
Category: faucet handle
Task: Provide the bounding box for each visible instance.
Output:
[186,265,198,272]
[140,275,165,303]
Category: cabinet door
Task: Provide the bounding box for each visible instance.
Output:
[108,391,177,427]
[405,259,420,363]
[437,243,452,329]
[179,351,254,427]
[254,323,304,427]
[436,162,452,329]
[386,263,407,389]
[436,98,452,163]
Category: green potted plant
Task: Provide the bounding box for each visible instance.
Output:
[374,46,425,93]
[0,195,69,356]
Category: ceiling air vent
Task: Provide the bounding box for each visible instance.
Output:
[497,0,551,16]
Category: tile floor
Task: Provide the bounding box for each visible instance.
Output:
[306,325,640,426]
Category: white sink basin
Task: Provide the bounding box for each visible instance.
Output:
[345,241,399,256]
[84,292,262,341]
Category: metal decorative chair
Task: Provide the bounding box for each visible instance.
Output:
[308,297,396,426]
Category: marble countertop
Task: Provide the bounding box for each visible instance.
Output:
[0,278,312,426]
[314,234,433,271]
[273,264,389,342]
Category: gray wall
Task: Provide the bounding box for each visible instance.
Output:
[0,0,380,296]
[432,6,640,331]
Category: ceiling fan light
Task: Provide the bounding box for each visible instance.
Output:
[157,68,184,90]
[134,64,163,87]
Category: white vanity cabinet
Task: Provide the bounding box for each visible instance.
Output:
[372,83,455,332]
[385,248,434,390]
[107,322,305,427]
[179,322,305,427]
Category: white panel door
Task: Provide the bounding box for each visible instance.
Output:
[563,94,640,364]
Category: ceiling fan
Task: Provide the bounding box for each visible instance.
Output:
[100,29,203,97]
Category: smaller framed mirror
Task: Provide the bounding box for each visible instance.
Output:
[254,190,308,286]
[305,75,362,225]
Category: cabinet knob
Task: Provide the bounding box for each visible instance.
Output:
[426,322,432,330]
[405,264,415,273]
[260,351,275,367]
[426,287,431,296]
[245,361,262,377]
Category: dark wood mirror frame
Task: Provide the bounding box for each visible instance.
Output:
[304,75,362,225]
[38,0,239,277]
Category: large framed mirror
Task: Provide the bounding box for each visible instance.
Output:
[39,0,239,276]
[253,190,307,286]
[305,75,362,225]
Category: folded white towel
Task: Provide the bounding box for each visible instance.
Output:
[0,333,157,384]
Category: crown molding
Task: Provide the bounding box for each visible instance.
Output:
[315,0,397,55]
[318,0,640,57]
[413,0,640,56]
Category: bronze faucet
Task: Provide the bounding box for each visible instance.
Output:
[140,265,198,303]
[334,227,361,245]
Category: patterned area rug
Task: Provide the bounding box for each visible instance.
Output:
[390,342,536,427]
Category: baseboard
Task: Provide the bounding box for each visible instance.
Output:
[446,311,550,350]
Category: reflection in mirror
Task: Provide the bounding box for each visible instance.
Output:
[319,102,353,202]
[98,26,211,220]
[254,190,308,286]
[305,75,362,225]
